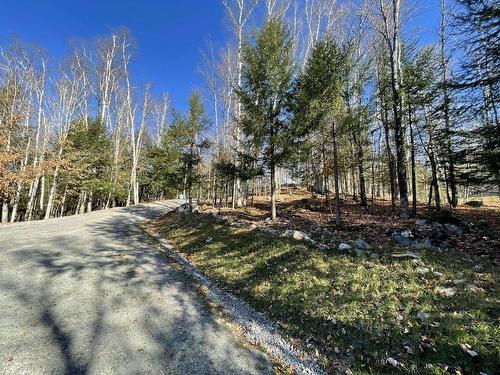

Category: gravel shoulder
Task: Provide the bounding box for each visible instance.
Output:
[0,201,272,375]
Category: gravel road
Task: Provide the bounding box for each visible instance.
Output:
[0,201,272,375]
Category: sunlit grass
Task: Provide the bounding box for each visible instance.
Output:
[154,213,499,374]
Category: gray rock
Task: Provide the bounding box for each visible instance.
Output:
[392,252,420,259]
[318,243,329,251]
[260,227,278,235]
[473,265,483,272]
[392,234,416,246]
[465,284,485,293]
[438,242,453,251]
[452,279,466,285]
[354,239,371,250]
[436,286,457,297]
[412,239,435,250]
[445,223,464,236]
[281,229,315,244]
[338,243,351,251]
[369,252,380,259]
[401,229,412,238]
[417,311,430,321]
[386,357,399,367]
[415,219,428,225]
[416,267,430,275]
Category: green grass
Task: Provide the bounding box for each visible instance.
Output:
[154,213,499,374]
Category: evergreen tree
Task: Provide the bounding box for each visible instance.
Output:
[238,18,295,220]
[64,118,112,212]
[295,37,349,225]
[454,0,500,191]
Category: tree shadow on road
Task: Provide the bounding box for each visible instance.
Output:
[0,205,271,374]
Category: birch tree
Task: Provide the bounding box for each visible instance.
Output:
[373,0,410,218]
[222,0,258,207]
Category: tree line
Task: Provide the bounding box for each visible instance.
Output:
[1,0,498,223]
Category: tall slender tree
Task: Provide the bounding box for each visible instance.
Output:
[238,18,295,220]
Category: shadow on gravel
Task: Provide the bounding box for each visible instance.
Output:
[0,202,270,375]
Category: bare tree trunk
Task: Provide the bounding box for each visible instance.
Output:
[1,199,8,223]
[378,0,409,218]
[409,107,417,217]
[332,121,341,225]
[440,0,458,208]
[270,163,277,220]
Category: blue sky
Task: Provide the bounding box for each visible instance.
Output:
[0,0,441,112]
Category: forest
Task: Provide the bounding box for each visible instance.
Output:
[0,0,498,223]
[1,1,499,374]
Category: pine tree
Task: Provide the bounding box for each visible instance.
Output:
[454,0,499,192]
[238,18,295,220]
[295,37,349,225]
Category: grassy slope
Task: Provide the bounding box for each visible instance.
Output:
[153,213,499,374]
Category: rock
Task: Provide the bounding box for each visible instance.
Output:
[175,203,189,213]
[386,357,399,367]
[354,239,371,250]
[205,237,213,243]
[417,311,430,321]
[438,242,453,251]
[289,230,304,240]
[460,343,478,357]
[248,223,257,230]
[473,265,483,272]
[369,252,380,259]
[260,227,278,235]
[392,234,415,246]
[318,243,329,251]
[415,218,428,225]
[392,252,420,259]
[338,243,351,251]
[452,279,466,286]
[416,267,430,275]
[445,223,464,236]
[412,239,435,250]
[281,229,316,244]
[465,284,485,293]
[433,271,443,277]
[401,229,412,238]
[436,287,457,297]
[430,230,448,242]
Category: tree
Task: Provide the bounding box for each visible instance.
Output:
[222,0,259,208]
[64,118,112,214]
[238,18,295,220]
[373,0,410,219]
[295,37,348,225]
[453,0,499,192]
[403,46,441,211]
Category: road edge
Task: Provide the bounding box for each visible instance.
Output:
[142,224,328,375]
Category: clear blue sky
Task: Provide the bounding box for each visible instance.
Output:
[0,0,441,112]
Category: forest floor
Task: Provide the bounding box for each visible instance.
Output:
[152,192,499,375]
